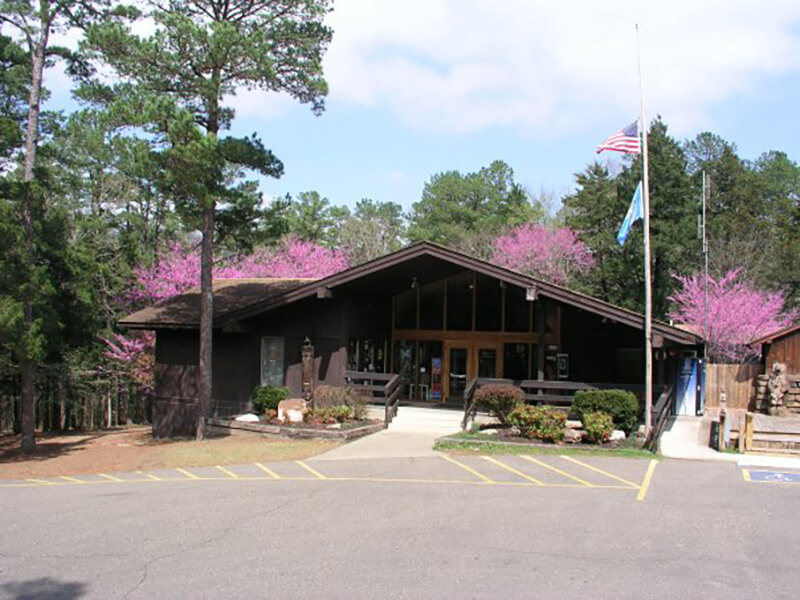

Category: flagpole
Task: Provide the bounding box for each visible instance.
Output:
[636,23,654,435]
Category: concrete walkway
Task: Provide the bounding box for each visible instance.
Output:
[314,406,463,460]
[659,415,738,462]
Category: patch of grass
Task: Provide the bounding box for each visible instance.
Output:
[153,437,340,468]
[434,436,656,459]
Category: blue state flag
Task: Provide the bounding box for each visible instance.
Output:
[617,181,643,246]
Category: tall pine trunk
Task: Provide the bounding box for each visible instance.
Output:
[196,69,221,441]
[196,202,214,440]
[20,28,48,454]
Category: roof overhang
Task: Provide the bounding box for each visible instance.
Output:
[216,242,701,346]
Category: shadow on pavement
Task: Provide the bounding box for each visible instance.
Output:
[1,577,88,600]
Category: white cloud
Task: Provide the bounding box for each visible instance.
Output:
[324,0,800,135]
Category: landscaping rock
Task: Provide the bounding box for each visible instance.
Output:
[326,423,342,430]
[565,419,582,429]
[278,398,307,423]
[481,428,499,436]
[235,413,260,423]
[636,425,647,440]
[563,428,582,444]
[509,426,521,436]
[611,430,626,441]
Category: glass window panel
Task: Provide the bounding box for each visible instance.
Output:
[260,336,285,386]
[417,341,443,401]
[475,274,502,331]
[477,348,497,378]
[393,339,416,399]
[546,301,558,334]
[419,282,444,330]
[505,286,530,332]
[394,289,417,329]
[503,343,529,381]
[446,272,473,331]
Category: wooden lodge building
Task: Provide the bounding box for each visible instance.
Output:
[121,242,703,436]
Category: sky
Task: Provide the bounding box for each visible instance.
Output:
[46,0,800,213]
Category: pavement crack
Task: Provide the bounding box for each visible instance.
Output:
[120,488,322,599]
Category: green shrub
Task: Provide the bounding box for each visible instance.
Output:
[306,404,356,424]
[583,411,614,444]
[474,384,524,425]
[251,385,289,414]
[507,404,566,442]
[572,389,638,434]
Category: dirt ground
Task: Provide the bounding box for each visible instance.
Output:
[0,427,340,479]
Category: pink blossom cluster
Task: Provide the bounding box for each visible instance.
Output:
[130,238,349,304]
[104,332,154,362]
[669,269,797,363]
[491,224,594,286]
[233,238,350,279]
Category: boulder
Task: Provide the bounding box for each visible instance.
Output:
[278,398,307,423]
[481,428,499,436]
[235,413,260,423]
[565,419,582,430]
[610,430,626,441]
[563,428,582,444]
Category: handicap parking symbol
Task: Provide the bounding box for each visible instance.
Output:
[748,470,800,483]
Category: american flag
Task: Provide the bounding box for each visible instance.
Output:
[596,121,641,154]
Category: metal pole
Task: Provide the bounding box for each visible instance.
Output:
[702,170,709,353]
[636,24,654,435]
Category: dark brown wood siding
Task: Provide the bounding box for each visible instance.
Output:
[765,331,800,374]
[560,303,643,384]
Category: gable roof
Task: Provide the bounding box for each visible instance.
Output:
[120,241,701,345]
[120,278,315,329]
[750,323,800,346]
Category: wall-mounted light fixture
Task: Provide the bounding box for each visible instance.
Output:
[410,277,418,289]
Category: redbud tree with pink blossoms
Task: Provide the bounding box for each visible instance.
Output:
[668,269,797,363]
[108,238,349,373]
[129,237,349,305]
[491,224,594,287]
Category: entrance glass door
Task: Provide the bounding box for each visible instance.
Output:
[444,342,469,403]
[449,347,468,401]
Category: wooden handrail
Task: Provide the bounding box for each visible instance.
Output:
[647,383,675,450]
[344,370,401,427]
[461,377,479,430]
[344,370,396,381]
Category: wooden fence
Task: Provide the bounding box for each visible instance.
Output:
[704,363,761,410]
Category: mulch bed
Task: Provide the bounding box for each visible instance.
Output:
[205,417,385,441]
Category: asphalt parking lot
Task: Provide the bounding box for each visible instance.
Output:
[1,455,799,599]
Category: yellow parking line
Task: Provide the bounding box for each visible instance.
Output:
[296,461,327,480]
[255,462,281,479]
[215,465,239,479]
[26,478,56,485]
[636,460,658,502]
[60,476,86,484]
[520,455,594,487]
[441,455,494,484]
[742,469,751,482]
[138,471,161,481]
[176,468,201,480]
[560,455,641,489]
[99,473,123,482]
[482,456,544,485]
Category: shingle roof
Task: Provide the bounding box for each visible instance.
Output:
[750,323,800,346]
[118,242,701,345]
[119,278,315,329]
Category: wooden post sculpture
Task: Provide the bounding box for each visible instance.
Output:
[302,337,315,408]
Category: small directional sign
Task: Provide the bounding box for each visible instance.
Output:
[747,470,800,484]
